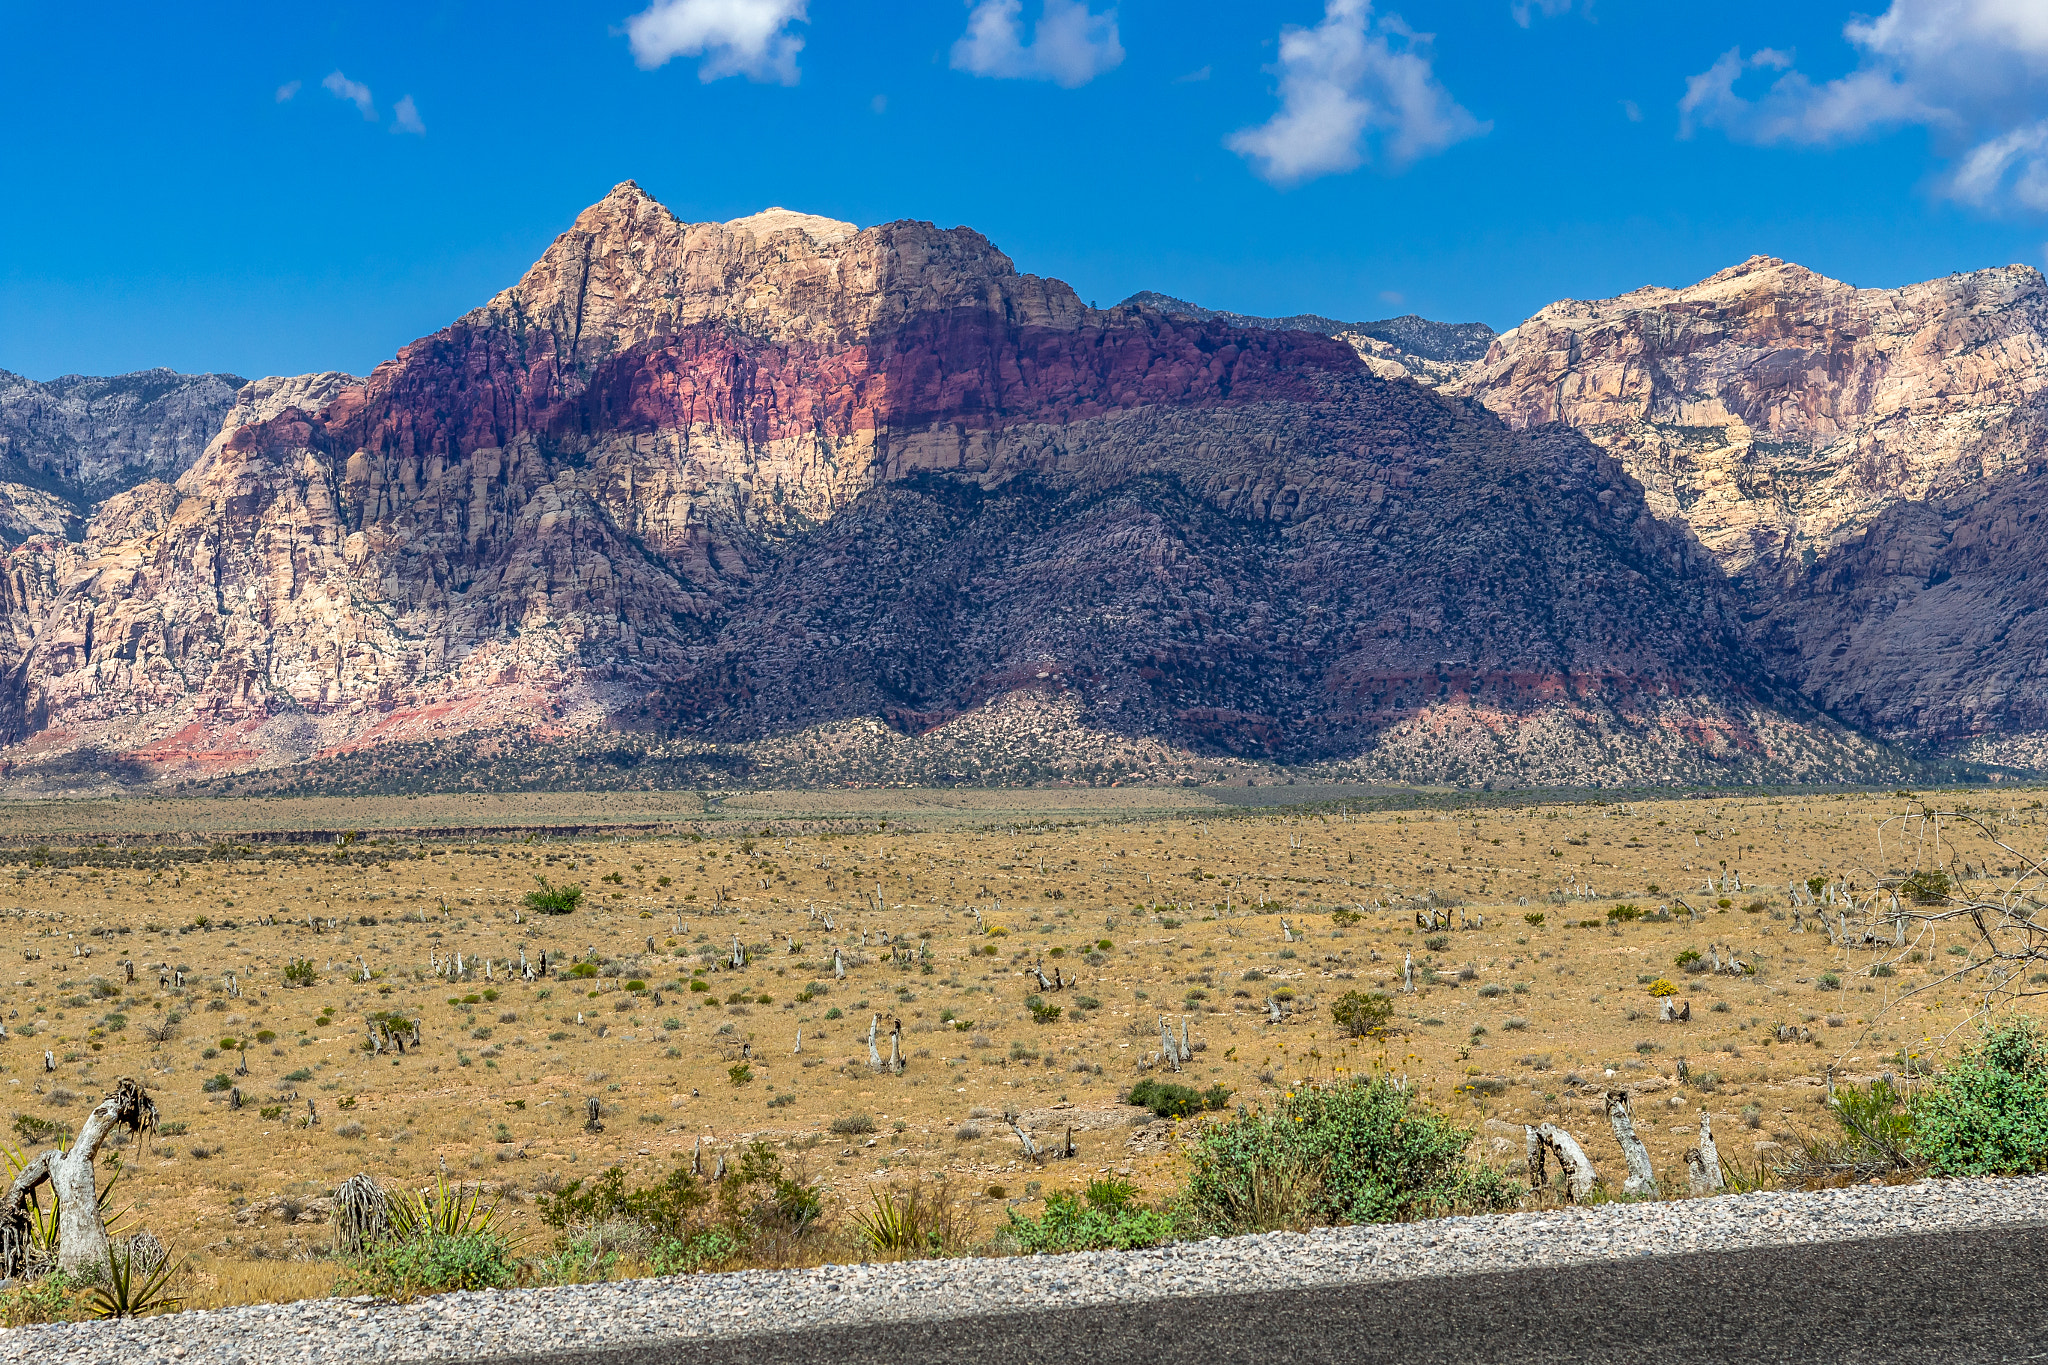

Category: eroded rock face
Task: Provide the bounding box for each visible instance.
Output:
[0,187,1901,787]
[0,367,246,543]
[1454,255,2048,756]
[1453,256,2048,587]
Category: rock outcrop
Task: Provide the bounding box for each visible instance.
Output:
[0,368,245,543]
[1453,255,2048,756]
[0,188,1921,789]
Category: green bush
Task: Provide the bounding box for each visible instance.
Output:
[524,876,584,915]
[1005,1185,1180,1253]
[282,958,317,987]
[1182,1076,1519,1235]
[1915,1018,2048,1176]
[539,1162,709,1241]
[1330,990,1394,1038]
[1127,1078,1230,1119]
[1903,869,1952,905]
[0,1270,86,1326]
[340,1231,515,1299]
[648,1227,742,1274]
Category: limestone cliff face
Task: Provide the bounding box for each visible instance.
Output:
[1453,256,2048,586]
[1452,255,2048,757]
[0,187,1903,787]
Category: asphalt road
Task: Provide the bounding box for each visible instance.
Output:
[485,1224,2048,1365]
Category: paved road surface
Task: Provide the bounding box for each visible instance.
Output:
[487,1224,2048,1365]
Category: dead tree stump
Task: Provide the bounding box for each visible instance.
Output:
[1527,1122,1598,1202]
[1695,1109,1725,1191]
[1604,1090,1658,1197]
[0,1077,158,1276]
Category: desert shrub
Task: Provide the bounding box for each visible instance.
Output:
[339,1231,515,1300]
[1606,904,1641,923]
[1181,1076,1519,1235]
[1645,979,1678,997]
[1423,934,1449,952]
[0,1270,86,1326]
[1025,995,1062,1024]
[1523,912,1545,926]
[1915,1018,2048,1177]
[830,1113,877,1135]
[11,1113,65,1145]
[1781,1078,1920,1182]
[1330,990,1394,1038]
[540,1162,708,1242]
[1817,973,1842,991]
[1005,1183,1178,1253]
[1126,1078,1230,1119]
[1903,869,1952,905]
[524,876,584,915]
[535,1152,817,1278]
[282,959,317,987]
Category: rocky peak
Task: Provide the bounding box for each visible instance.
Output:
[724,206,859,245]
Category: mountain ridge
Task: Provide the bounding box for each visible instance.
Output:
[0,188,2007,793]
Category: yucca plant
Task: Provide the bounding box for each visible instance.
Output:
[89,1240,180,1319]
[848,1185,956,1256]
[387,1173,500,1242]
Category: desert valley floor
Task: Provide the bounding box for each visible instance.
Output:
[2,784,2036,1306]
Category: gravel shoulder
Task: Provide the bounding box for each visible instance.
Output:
[10,1175,2047,1365]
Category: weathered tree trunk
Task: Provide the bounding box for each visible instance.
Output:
[16,1078,160,1276]
[1008,1114,1039,1158]
[1604,1091,1658,1196]
[1533,1123,1598,1202]
[868,1014,883,1069]
[1158,1017,1180,1072]
[1524,1125,1546,1191]
[1695,1109,1725,1191]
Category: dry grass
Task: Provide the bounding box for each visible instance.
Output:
[3,786,2042,1306]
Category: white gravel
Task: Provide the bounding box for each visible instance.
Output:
[8,1175,2047,1365]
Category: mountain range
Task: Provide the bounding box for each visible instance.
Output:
[0,183,2032,794]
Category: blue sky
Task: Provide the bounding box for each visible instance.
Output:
[4,0,2047,380]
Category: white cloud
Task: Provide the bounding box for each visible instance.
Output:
[1509,0,1574,27]
[322,70,377,120]
[625,0,808,84]
[391,96,426,135]
[1228,0,1487,185]
[275,80,301,103]
[1680,1,2048,210]
[951,0,1125,88]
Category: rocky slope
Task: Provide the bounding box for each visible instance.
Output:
[1454,256,2048,757]
[0,367,245,544]
[0,188,1921,791]
[1119,291,1495,387]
